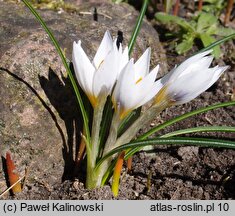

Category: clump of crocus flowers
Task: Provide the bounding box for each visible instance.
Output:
[72,31,228,191]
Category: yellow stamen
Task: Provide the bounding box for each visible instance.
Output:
[135,77,142,84]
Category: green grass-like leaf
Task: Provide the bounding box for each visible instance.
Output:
[96,137,235,168]
[128,0,149,55]
[98,97,113,155]
[160,126,235,138]
[124,101,235,158]
[139,101,235,140]
[118,108,141,137]
[198,33,235,53]
[21,0,91,145]
[199,34,221,58]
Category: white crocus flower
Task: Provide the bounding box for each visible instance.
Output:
[72,31,128,107]
[113,48,163,119]
[155,50,229,105]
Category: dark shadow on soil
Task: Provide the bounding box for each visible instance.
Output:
[223,164,235,199]
[38,67,84,181]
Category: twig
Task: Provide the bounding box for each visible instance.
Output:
[73,129,86,176]
[99,12,112,20]
[173,0,180,16]
[79,11,112,19]
[224,0,234,25]
[147,170,152,192]
[127,157,132,172]
[198,0,203,11]
[22,167,30,190]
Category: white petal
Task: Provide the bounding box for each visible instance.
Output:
[119,46,129,74]
[170,50,213,80]
[93,31,113,69]
[118,60,135,97]
[129,66,159,108]
[141,80,164,105]
[140,66,164,105]
[210,66,228,84]
[117,64,159,111]
[168,68,212,96]
[159,66,176,86]
[113,38,118,49]
[190,66,227,98]
[168,66,227,104]
[113,59,135,107]
[146,50,223,106]
[93,46,119,97]
[120,87,138,111]
[180,50,213,68]
[134,48,151,81]
[72,41,95,95]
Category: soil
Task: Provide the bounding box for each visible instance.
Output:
[1,0,235,200]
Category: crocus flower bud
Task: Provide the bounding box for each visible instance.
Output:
[155,50,228,105]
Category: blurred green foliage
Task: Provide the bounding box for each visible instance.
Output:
[201,0,226,16]
[155,12,235,57]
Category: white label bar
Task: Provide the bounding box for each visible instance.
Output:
[0,200,234,216]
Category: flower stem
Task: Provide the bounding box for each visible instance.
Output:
[114,102,168,149]
[93,102,168,186]
[86,97,106,188]
[86,157,99,188]
[103,112,122,154]
[91,97,106,164]
[91,112,122,186]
